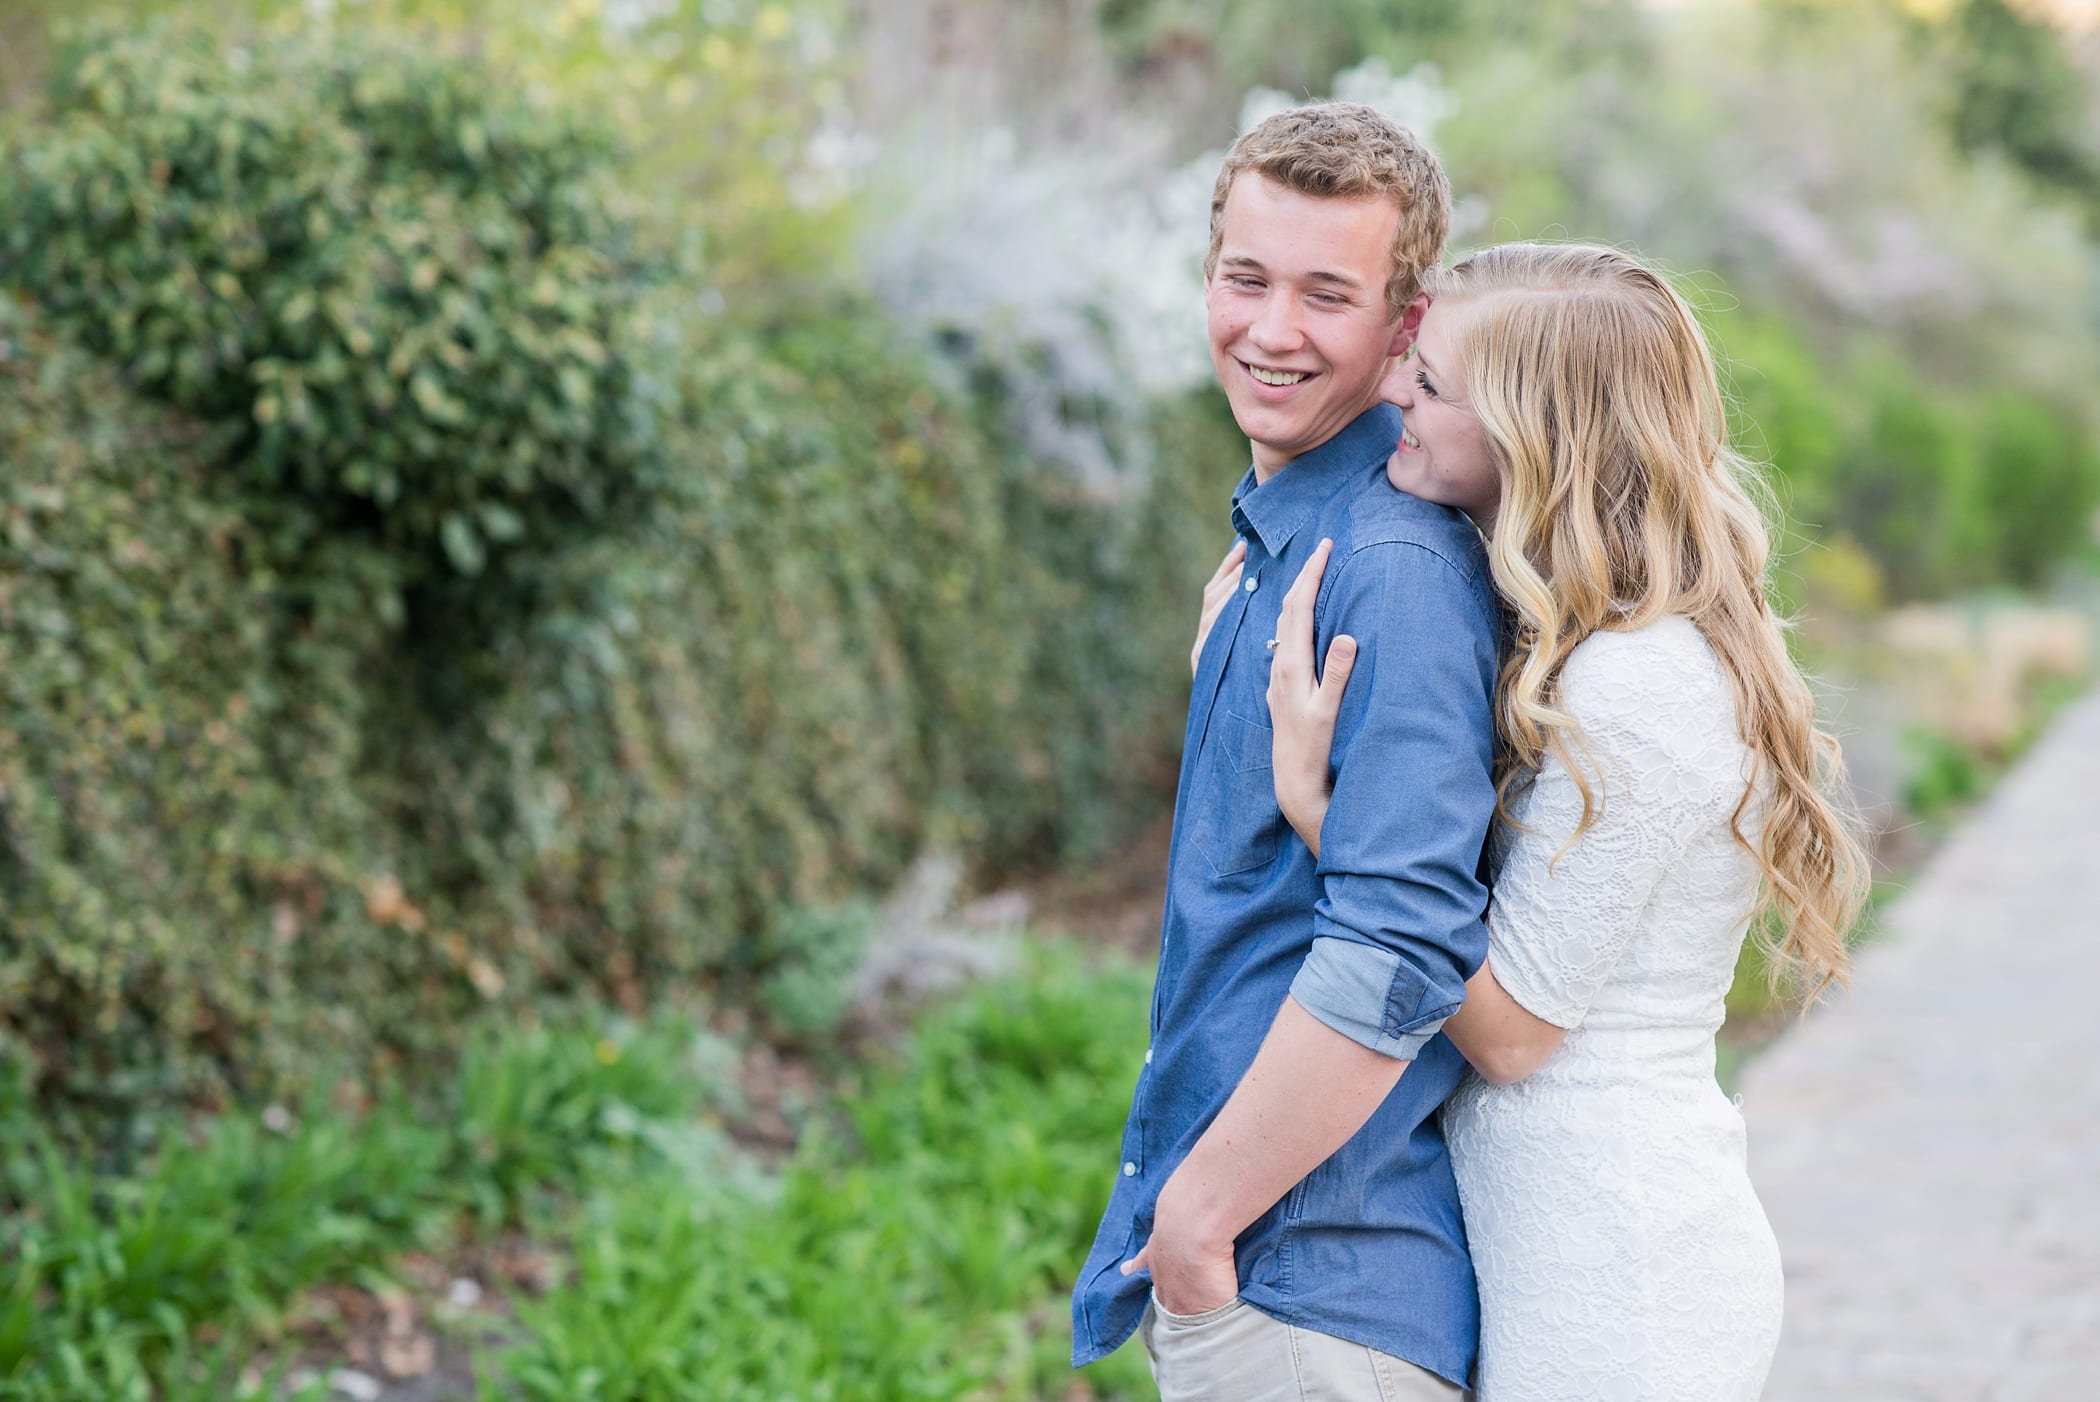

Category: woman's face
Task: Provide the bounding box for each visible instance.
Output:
[1378,302,1500,531]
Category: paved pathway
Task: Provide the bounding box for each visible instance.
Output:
[1742,689,2100,1401]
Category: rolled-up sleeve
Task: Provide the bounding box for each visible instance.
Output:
[1287,540,1499,1060]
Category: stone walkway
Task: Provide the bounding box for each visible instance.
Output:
[1741,689,2100,1401]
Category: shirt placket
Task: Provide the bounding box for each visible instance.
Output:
[1140,528,1272,1186]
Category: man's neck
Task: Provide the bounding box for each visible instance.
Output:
[1250,438,1315,487]
[1249,405,1380,487]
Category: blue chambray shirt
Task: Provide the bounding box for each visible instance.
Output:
[1070,404,1500,1389]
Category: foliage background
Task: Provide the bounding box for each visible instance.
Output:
[0,8,1233,1128]
[1,0,2098,1397]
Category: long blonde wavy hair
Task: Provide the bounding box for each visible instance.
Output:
[1423,243,1869,1000]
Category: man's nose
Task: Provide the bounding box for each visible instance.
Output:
[1247,293,1305,353]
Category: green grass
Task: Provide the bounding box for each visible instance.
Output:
[497,944,1159,1401]
[31,771,2085,1399]
[1,945,1160,1401]
[0,1011,731,1400]
[21,664,2093,1399]
[1899,724,1992,822]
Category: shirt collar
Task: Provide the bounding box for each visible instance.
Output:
[1230,403,1402,555]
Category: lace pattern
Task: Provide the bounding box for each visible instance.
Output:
[1447,617,1782,1400]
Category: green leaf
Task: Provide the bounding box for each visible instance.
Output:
[439,511,486,574]
[478,502,526,542]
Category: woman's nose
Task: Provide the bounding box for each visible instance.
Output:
[1377,360,1413,406]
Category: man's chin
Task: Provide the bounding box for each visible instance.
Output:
[1230,409,1329,468]
[1227,399,1307,442]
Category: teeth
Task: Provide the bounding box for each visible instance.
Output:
[1247,365,1310,387]
[1401,427,1421,449]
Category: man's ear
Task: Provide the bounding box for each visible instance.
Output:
[1387,293,1431,358]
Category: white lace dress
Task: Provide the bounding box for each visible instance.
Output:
[1445,616,1783,1401]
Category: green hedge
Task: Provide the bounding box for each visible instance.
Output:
[1716,311,2100,604]
[377,306,1227,1006]
[0,291,1229,1135]
[0,24,1242,1130]
[0,298,399,1131]
[2,21,663,582]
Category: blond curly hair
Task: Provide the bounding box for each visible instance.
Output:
[1425,242,1870,1001]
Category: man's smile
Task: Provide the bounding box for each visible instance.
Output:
[1239,358,1316,388]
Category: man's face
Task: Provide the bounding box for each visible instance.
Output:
[1206,173,1417,480]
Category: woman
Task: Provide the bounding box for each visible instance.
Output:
[1256,243,1869,1399]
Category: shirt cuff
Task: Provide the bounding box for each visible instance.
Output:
[1289,934,1460,1062]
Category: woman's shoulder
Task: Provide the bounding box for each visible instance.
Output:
[1564,613,1720,685]
[1560,615,1734,745]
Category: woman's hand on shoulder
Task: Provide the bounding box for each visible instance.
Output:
[1266,538,1357,858]
[1191,538,1248,677]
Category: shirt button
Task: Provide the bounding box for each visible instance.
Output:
[1123,1161,1137,1177]
[1144,1047,1154,1064]
[1243,576,1258,593]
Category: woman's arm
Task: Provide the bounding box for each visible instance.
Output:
[1265,540,1355,849]
[1442,966,1568,1084]
[1265,543,1567,1084]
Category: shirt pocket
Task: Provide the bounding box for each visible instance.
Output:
[1189,710,1285,879]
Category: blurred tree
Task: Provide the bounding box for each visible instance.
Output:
[1712,309,1849,542]
[1842,348,2003,598]
[347,0,856,294]
[1097,0,1446,96]
[1,22,664,586]
[1943,0,2100,225]
[0,0,852,296]
[1090,0,1639,121]
[0,5,51,113]
[1973,391,2100,584]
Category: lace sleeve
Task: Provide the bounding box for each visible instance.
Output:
[1484,621,1745,1030]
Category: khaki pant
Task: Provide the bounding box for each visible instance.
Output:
[1139,1296,1468,1402]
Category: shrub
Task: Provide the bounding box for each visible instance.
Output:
[0,21,663,582]
[0,295,400,1132]
[1901,725,1990,821]
[1714,307,2100,604]
[1971,392,2100,586]
[378,302,1233,1007]
[0,270,1235,1135]
[752,902,880,1042]
[1838,350,1986,600]
[0,23,1243,1136]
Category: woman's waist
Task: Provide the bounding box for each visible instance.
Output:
[1445,1067,1749,1163]
[1519,1019,1723,1088]
[1446,1039,1732,1118]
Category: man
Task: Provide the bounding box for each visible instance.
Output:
[1070,103,1500,1399]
